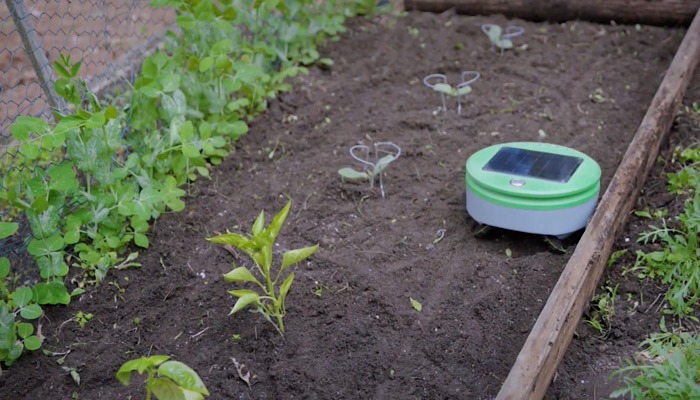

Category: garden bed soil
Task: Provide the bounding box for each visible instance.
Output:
[1,10,697,400]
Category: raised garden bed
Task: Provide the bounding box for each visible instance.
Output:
[0,9,696,399]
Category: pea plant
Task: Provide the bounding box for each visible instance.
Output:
[338,141,401,198]
[481,24,525,53]
[116,355,209,400]
[423,71,480,115]
[207,202,319,334]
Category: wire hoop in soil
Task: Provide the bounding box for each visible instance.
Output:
[423,71,480,115]
[338,141,401,198]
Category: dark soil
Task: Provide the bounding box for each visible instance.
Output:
[1,10,697,400]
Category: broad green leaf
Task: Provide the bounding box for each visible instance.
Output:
[13,287,33,308]
[117,355,170,385]
[19,304,42,320]
[10,116,48,141]
[432,83,456,96]
[181,143,200,158]
[23,335,42,351]
[21,142,40,160]
[199,57,214,72]
[33,282,70,305]
[37,253,68,279]
[26,206,60,239]
[47,163,78,192]
[373,155,397,175]
[159,73,181,92]
[252,211,265,236]
[456,85,472,96]
[223,267,261,285]
[281,244,319,271]
[0,258,10,278]
[278,272,294,310]
[17,322,33,338]
[158,361,209,395]
[228,291,261,315]
[338,167,368,180]
[182,389,205,400]
[0,222,18,239]
[410,297,423,312]
[134,233,150,248]
[487,24,502,44]
[498,39,513,49]
[27,234,64,256]
[151,377,186,400]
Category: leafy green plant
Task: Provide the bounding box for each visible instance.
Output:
[611,330,700,399]
[585,283,618,337]
[338,142,401,198]
[423,71,480,114]
[207,201,319,334]
[481,23,525,53]
[0,222,44,367]
[630,195,700,317]
[116,355,209,400]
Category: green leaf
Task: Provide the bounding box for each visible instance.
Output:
[19,304,42,320]
[207,232,255,252]
[151,377,186,400]
[158,361,209,395]
[432,83,456,96]
[13,287,33,307]
[373,154,397,175]
[199,57,214,72]
[10,116,48,141]
[0,222,19,239]
[27,234,64,256]
[338,167,368,180]
[487,24,502,44]
[23,335,42,351]
[33,282,70,305]
[159,73,181,92]
[17,322,33,338]
[281,244,319,271]
[0,258,10,278]
[228,291,261,315]
[498,39,513,49]
[264,201,291,243]
[36,252,68,279]
[223,267,261,285]
[47,162,79,192]
[134,233,150,248]
[278,272,294,308]
[181,143,200,158]
[252,211,265,236]
[455,85,472,96]
[410,297,422,312]
[21,142,41,160]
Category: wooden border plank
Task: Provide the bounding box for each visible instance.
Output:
[496,6,700,400]
[403,0,700,26]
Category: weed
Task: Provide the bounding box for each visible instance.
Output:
[611,328,700,399]
[207,201,319,334]
[117,355,209,400]
[585,283,618,337]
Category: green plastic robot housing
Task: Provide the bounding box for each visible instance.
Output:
[465,142,601,237]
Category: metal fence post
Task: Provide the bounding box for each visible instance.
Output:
[5,0,66,117]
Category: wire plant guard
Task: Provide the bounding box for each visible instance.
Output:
[423,71,480,115]
[338,142,401,198]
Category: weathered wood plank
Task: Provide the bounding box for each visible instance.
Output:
[496,6,700,400]
[404,0,700,26]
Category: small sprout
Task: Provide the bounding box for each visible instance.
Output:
[409,297,422,312]
[132,317,141,326]
[74,311,93,329]
[423,71,480,114]
[230,333,241,341]
[338,142,401,198]
[481,24,525,54]
[408,27,419,37]
[590,88,609,103]
[505,248,513,257]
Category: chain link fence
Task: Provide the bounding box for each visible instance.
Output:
[1,0,175,267]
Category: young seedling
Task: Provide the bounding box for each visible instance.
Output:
[207,201,319,335]
[481,24,525,54]
[116,355,209,400]
[423,71,480,115]
[338,141,401,198]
